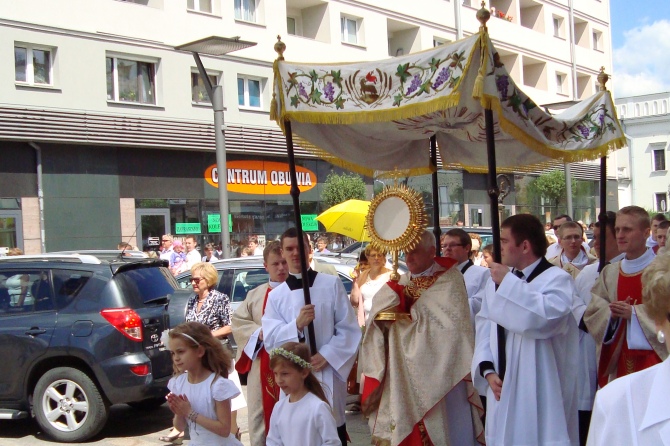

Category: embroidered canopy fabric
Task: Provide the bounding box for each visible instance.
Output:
[271,31,625,177]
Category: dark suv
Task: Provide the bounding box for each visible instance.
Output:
[0,254,180,442]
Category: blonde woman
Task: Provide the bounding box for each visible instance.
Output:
[352,245,391,327]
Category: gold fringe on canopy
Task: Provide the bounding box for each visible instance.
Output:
[269,11,626,179]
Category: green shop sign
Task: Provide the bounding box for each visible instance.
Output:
[207,214,233,233]
[301,214,318,231]
[175,223,202,235]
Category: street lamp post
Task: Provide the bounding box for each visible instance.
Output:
[175,36,256,259]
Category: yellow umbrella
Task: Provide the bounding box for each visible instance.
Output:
[316,199,371,242]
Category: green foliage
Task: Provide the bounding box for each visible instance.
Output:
[321,172,367,208]
[528,170,577,209]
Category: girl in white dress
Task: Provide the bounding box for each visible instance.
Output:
[266,342,340,446]
[163,322,243,446]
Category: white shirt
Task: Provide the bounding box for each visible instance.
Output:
[186,249,201,269]
[266,392,340,446]
[588,358,670,446]
[167,373,242,446]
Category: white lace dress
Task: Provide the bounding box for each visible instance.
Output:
[361,271,391,322]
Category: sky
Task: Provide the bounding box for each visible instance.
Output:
[609,0,670,97]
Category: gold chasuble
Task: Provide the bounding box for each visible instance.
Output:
[360,258,484,446]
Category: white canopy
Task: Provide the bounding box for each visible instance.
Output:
[271,29,625,178]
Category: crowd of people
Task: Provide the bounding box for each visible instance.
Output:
[158,207,670,446]
[151,233,353,278]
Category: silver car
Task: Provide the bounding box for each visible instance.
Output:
[170,256,356,326]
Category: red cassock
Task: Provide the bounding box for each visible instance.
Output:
[235,287,280,433]
[597,271,661,388]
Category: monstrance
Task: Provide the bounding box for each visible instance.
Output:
[365,182,428,321]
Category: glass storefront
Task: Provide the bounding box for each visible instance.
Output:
[136,198,323,256]
[135,167,601,255]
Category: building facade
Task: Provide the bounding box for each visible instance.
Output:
[615,92,670,214]
[0,0,615,254]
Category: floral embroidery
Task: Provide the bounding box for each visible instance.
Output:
[392,51,465,107]
[494,67,619,148]
[282,49,466,111]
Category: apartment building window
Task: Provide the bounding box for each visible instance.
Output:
[656,193,668,212]
[433,37,449,47]
[341,15,360,45]
[235,0,256,22]
[106,56,156,104]
[15,44,53,85]
[237,76,261,108]
[555,72,566,95]
[287,17,297,35]
[187,0,212,13]
[592,30,602,51]
[653,148,666,171]
[553,16,564,38]
[191,72,219,104]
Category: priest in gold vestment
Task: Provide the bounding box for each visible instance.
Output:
[360,231,484,446]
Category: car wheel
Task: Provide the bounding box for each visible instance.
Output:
[33,367,109,442]
[127,396,166,410]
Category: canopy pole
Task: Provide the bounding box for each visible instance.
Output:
[430,135,441,257]
[484,109,501,263]
[598,157,607,272]
[284,121,318,355]
[596,67,611,273]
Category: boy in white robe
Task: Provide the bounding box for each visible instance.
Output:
[473,214,580,446]
[572,213,623,446]
[262,228,361,446]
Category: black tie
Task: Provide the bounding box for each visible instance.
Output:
[497,269,525,381]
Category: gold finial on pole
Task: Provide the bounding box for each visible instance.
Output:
[476,1,491,30]
[274,35,286,61]
[597,67,609,91]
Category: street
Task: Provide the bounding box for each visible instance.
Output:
[0,388,371,445]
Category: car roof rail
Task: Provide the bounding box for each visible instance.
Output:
[0,254,102,264]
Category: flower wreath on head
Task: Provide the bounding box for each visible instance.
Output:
[270,347,312,369]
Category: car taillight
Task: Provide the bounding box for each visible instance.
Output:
[100,308,143,341]
[129,364,150,376]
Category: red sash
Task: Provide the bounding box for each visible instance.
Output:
[233,287,280,434]
[597,269,661,387]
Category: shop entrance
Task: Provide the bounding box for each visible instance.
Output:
[135,209,170,252]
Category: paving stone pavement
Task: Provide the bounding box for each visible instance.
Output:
[0,387,371,446]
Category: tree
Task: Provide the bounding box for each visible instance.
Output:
[321,172,367,208]
[529,169,577,210]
